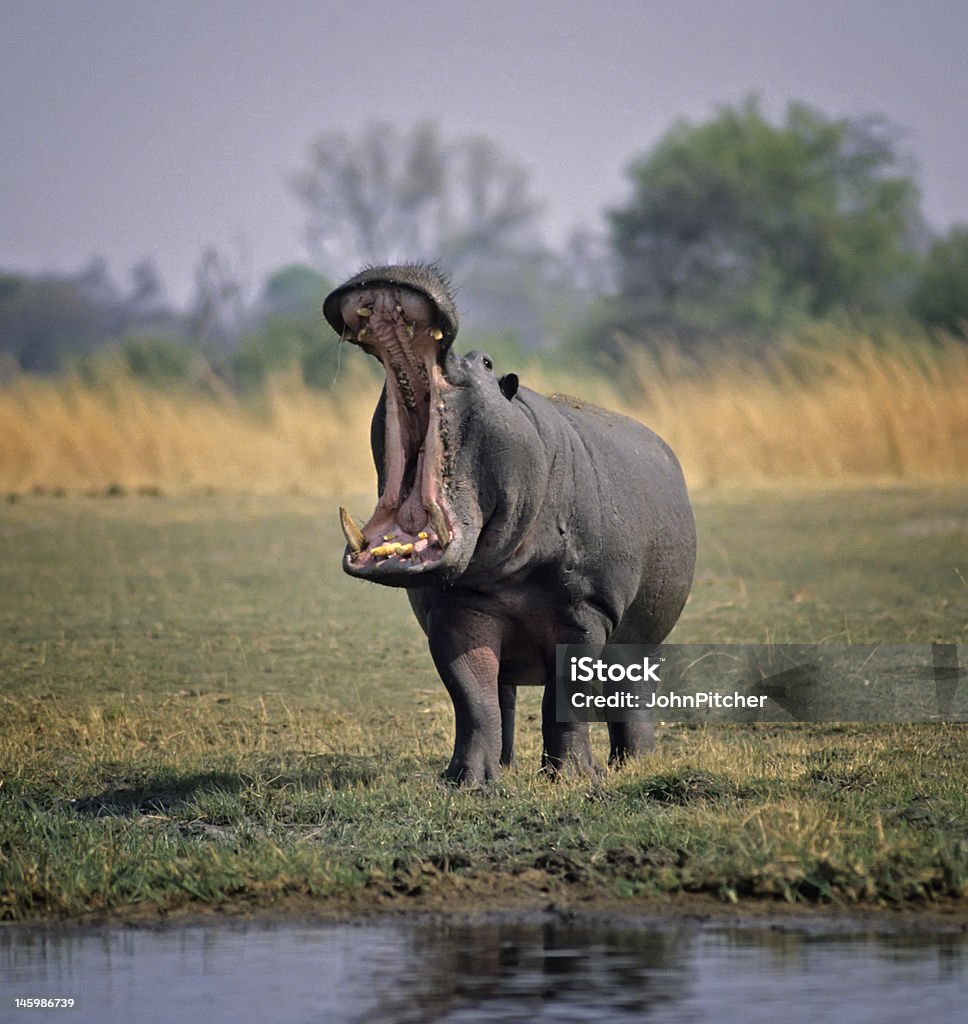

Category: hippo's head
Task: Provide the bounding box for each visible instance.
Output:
[324,264,523,587]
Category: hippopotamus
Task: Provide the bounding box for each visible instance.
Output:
[324,264,695,783]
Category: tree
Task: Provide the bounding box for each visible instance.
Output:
[258,264,332,320]
[607,98,923,334]
[186,247,249,352]
[0,258,186,374]
[227,264,340,392]
[292,121,542,278]
[0,265,117,372]
[908,226,968,335]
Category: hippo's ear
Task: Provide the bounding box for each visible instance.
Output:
[499,373,519,401]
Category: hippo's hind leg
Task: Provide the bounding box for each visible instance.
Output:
[539,623,604,778]
[498,678,516,767]
[540,683,600,778]
[607,719,655,765]
[606,609,663,765]
[541,619,656,775]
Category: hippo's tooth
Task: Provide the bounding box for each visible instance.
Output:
[355,307,372,317]
[429,501,451,547]
[339,507,365,553]
[429,327,443,341]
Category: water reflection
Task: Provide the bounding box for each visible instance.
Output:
[2,916,966,1023]
[374,921,689,1021]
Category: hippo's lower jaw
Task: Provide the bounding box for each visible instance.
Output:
[335,280,458,584]
[340,508,457,584]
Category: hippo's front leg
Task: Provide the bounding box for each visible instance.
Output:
[426,607,504,784]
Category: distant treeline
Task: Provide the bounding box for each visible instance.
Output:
[3,99,967,391]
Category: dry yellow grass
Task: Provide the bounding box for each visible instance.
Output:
[611,329,968,485]
[0,369,375,495]
[1,328,966,494]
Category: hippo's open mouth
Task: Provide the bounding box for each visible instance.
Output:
[331,281,455,577]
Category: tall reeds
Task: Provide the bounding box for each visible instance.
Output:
[2,326,966,494]
[610,325,968,485]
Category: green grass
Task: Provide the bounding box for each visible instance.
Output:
[1,488,967,920]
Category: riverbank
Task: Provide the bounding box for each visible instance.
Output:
[2,490,966,924]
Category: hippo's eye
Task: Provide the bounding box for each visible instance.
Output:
[482,356,493,371]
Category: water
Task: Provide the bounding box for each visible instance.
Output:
[2,915,966,1023]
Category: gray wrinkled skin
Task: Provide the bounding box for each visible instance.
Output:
[325,264,696,784]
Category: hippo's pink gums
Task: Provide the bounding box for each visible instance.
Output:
[325,264,696,783]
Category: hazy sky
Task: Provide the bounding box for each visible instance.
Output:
[3,0,967,305]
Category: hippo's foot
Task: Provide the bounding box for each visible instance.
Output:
[539,749,604,780]
[540,727,604,780]
[607,720,655,768]
[441,752,501,787]
[540,688,601,779]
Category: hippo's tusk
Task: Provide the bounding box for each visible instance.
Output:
[339,507,366,553]
[429,501,451,547]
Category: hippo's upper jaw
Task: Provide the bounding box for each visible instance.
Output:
[324,266,463,585]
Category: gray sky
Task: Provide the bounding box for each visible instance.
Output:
[2,0,967,305]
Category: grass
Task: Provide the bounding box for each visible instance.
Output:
[1,326,967,495]
[0,367,376,496]
[1,488,966,921]
[610,326,968,485]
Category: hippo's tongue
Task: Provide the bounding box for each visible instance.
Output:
[336,284,452,568]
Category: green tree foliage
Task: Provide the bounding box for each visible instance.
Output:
[120,336,201,387]
[607,99,923,336]
[908,226,968,335]
[260,264,332,319]
[230,316,359,392]
[228,265,338,391]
